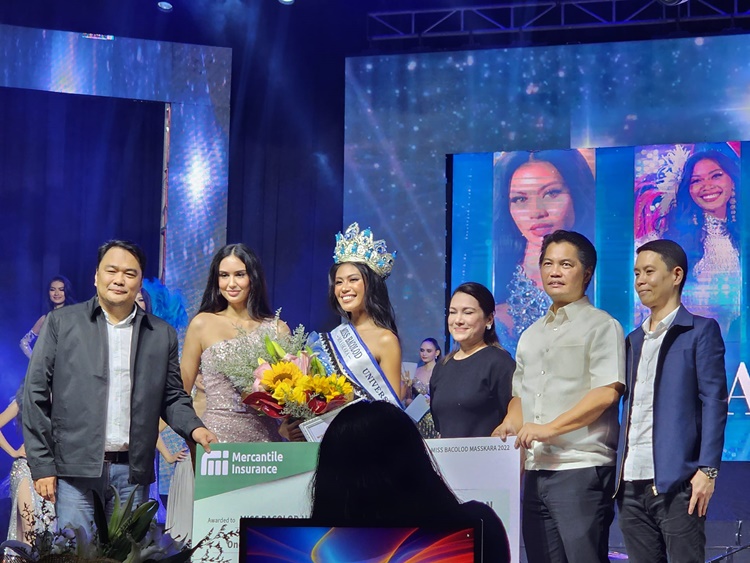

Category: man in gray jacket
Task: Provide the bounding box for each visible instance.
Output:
[23,240,217,532]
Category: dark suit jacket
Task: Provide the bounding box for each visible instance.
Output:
[616,305,728,494]
[23,297,204,485]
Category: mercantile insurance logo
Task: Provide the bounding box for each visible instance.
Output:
[200,451,229,476]
[200,449,287,478]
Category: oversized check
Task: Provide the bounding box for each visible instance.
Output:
[193,437,520,561]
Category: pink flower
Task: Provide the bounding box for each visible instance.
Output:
[284,351,311,375]
[252,352,310,392]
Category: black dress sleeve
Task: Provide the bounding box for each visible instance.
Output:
[430,348,517,438]
[489,348,515,424]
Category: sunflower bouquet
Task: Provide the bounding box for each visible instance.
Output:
[242,335,354,421]
[216,310,307,394]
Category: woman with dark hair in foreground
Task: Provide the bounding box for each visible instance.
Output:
[310,401,510,563]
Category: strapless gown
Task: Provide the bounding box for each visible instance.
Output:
[200,321,281,443]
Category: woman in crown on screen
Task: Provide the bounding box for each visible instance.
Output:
[662,146,741,335]
[309,223,404,406]
[492,149,596,356]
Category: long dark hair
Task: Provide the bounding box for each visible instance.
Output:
[46,275,76,311]
[663,149,740,273]
[328,262,398,336]
[198,244,273,319]
[493,150,595,302]
[310,401,459,523]
[444,282,500,363]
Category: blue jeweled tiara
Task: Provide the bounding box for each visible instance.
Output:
[333,222,396,279]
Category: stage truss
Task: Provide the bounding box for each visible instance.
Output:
[367,0,750,43]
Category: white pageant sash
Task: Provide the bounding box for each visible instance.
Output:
[328,324,402,407]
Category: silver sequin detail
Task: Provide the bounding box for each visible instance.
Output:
[200,320,281,443]
[507,265,551,339]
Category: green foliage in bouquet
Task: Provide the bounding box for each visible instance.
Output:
[218,309,309,393]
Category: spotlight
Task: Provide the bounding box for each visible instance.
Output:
[157,1,174,12]
[278,0,295,4]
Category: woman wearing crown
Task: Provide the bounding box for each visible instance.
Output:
[310,223,404,406]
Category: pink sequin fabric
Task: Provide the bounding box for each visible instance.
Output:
[200,320,280,443]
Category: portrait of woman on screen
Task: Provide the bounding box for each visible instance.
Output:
[492,149,596,355]
[634,142,741,335]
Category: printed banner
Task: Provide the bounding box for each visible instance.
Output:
[193,438,520,562]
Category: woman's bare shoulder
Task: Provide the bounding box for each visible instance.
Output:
[189,312,236,339]
[377,328,400,347]
[188,312,214,331]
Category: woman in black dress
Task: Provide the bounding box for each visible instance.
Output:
[430,282,515,438]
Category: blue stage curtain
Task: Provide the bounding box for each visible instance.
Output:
[0,85,165,441]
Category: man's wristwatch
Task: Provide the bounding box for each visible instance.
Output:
[699,467,719,479]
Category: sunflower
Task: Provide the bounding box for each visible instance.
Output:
[289,385,308,406]
[307,374,352,401]
[273,381,310,409]
[272,381,294,405]
[308,375,331,397]
[261,361,304,390]
[327,374,354,398]
[296,374,315,392]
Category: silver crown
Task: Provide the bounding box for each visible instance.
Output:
[333,222,396,279]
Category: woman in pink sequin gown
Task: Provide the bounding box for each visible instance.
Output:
[181,244,294,443]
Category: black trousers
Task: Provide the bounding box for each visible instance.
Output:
[522,466,615,563]
[617,479,705,563]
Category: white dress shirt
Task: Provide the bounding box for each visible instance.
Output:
[103,306,137,452]
[513,297,626,470]
[623,306,680,481]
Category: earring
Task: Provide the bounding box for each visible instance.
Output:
[692,213,698,226]
[730,194,737,223]
[486,324,492,330]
